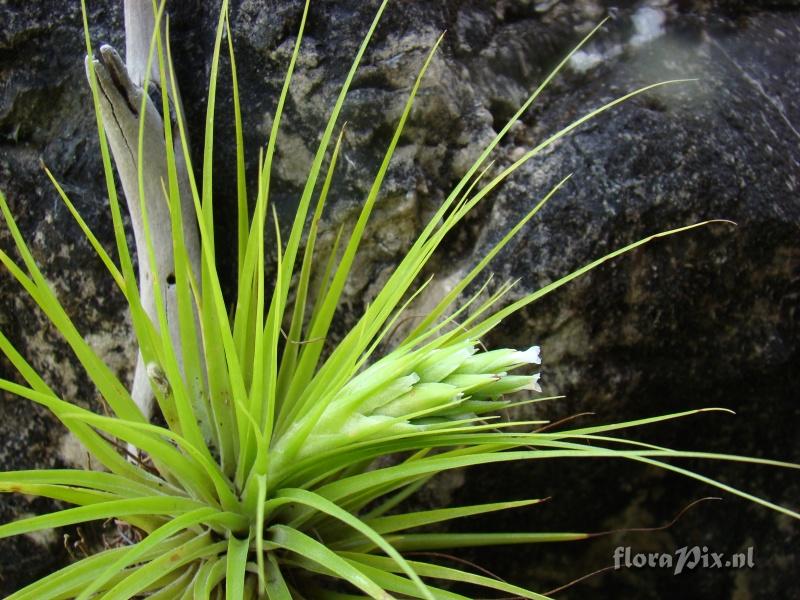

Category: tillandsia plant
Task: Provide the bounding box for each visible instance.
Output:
[0,0,798,598]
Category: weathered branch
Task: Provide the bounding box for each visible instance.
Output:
[124,0,162,87]
[86,1,205,440]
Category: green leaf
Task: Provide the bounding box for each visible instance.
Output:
[457,220,734,343]
[0,495,204,540]
[101,533,226,600]
[0,335,152,482]
[5,535,190,600]
[342,553,553,600]
[268,524,391,599]
[337,557,469,600]
[0,194,142,424]
[279,34,446,437]
[265,553,292,600]
[76,507,236,600]
[381,531,588,551]
[0,470,165,498]
[275,488,435,600]
[63,411,241,513]
[226,534,251,600]
[349,498,544,540]
[145,564,199,600]
[193,557,227,600]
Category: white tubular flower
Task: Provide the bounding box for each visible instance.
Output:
[513,345,542,366]
[455,345,542,375]
[532,372,542,393]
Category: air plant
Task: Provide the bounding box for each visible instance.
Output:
[0,0,797,598]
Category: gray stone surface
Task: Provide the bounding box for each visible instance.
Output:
[1,0,798,596]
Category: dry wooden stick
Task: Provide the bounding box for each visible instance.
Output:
[85,0,206,440]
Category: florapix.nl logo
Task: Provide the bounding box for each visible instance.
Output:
[613,546,755,575]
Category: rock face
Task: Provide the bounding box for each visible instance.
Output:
[1,0,798,596]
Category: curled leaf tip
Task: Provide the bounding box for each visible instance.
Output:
[696,407,736,415]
